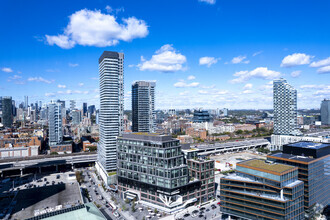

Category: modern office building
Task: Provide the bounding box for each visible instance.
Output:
[220,159,304,220]
[88,105,96,115]
[2,96,13,128]
[70,110,81,125]
[48,102,63,146]
[24,95,28,109]
[117,133,203,213]
[321,99,330,125]
[96,51,124,183]
[223,108,228,117]
[70,100,76,111]
[273,79,299,135]
[187,158,215,203]
[267,142,330,217]
[83,102,87,116]
[192,110,211,123]
[132,81,156,133]
[0,96,2,119]
[57,100,66,119]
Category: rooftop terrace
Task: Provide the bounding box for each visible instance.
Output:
[238,159,294,173]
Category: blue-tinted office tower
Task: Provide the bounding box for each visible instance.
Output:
[321,99,330,125]
[1,96,13,128]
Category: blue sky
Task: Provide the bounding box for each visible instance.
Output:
[1,0,330,110]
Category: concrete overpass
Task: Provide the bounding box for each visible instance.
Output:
[194,139,270,156]
[0,152,97,177]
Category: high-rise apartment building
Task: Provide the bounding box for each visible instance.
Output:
[321,99,330,125]
[48,102,63,146]
[24,96,28,109]
[268,142,330,217]
[273,79,299,135]
[192,110,211,123]
[2,96,13,127]
[83,102,87,116]
[132,81,155,133]
[220,159,304,220]
[70,100,76,111]
[97,51,124,178]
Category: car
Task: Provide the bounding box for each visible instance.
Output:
[200,207,206,211]
[217,201,221,205]
[206,209,210,212]
[44,178,47,181]
[198,214,204,218]
[183,213,190,217]
[211,205,216,209]
[192,210,199,214]
[217,195,221,198]
[56,175,60,179]
[113,211,120,217]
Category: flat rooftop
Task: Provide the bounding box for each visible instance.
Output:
[238,159,295,173]
[11,182,82,219]
[120,132,174,142]
[269,152,316,163]
[286,141,330,150]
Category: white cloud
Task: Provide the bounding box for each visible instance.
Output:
[174,81,199,88]
[310,57,330,67]
[187,75,196,80]
[199,57,219,67]
[230,67,281,83]
[105,5,113,13]
[8,75,22,80]
[300,84,327,89]
[317,65,330,74]
[281,53,313,67]
[291,70,301,78]
[69,63,79,67]
[252,51,263,57]
[58,84,66,88]
[179,91,189,96]
[79,82,84,87]
[45,9,148,49]
[57,89,89,95]
[199,0,216,4]
[138,44,187,72]
[242,90,253,94]
[28,77,54,84]
[1,67,13,73]
[198,90,209,94]
[231,55,250,64]
[200,85,215,89]
[243,83,253,89]
[90,77,98,80]
[45,92,56,97]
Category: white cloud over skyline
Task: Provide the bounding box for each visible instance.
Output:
[281,53,313,67]
[231,55,250,64]
[199,56,219,67]
[138,44,187,72]
[45,8,148,49]
[230,67,281,83]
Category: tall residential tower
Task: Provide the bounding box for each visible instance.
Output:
[273,79,299,135]
[132,81,155,133]
[97,51,124,182]
[48,101,63,145]
[321,99,330,125]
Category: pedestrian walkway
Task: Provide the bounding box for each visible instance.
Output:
[90,170,135,220]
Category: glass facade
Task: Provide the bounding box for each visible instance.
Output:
[220,159,304,220]
[268,154,330,213]
[117,133,201,211]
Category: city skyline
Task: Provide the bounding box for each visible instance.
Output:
[1,0,330,109]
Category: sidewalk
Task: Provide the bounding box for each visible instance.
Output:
[90,170,135,220]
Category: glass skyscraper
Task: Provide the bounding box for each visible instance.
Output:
[132,81,156,133]
[1,96,13,128]
[98,51,124,172]
[273,79,299,135]
[48,101,63,146]
[321,99,330,125]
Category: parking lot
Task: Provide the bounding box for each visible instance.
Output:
[0,171,83,219]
